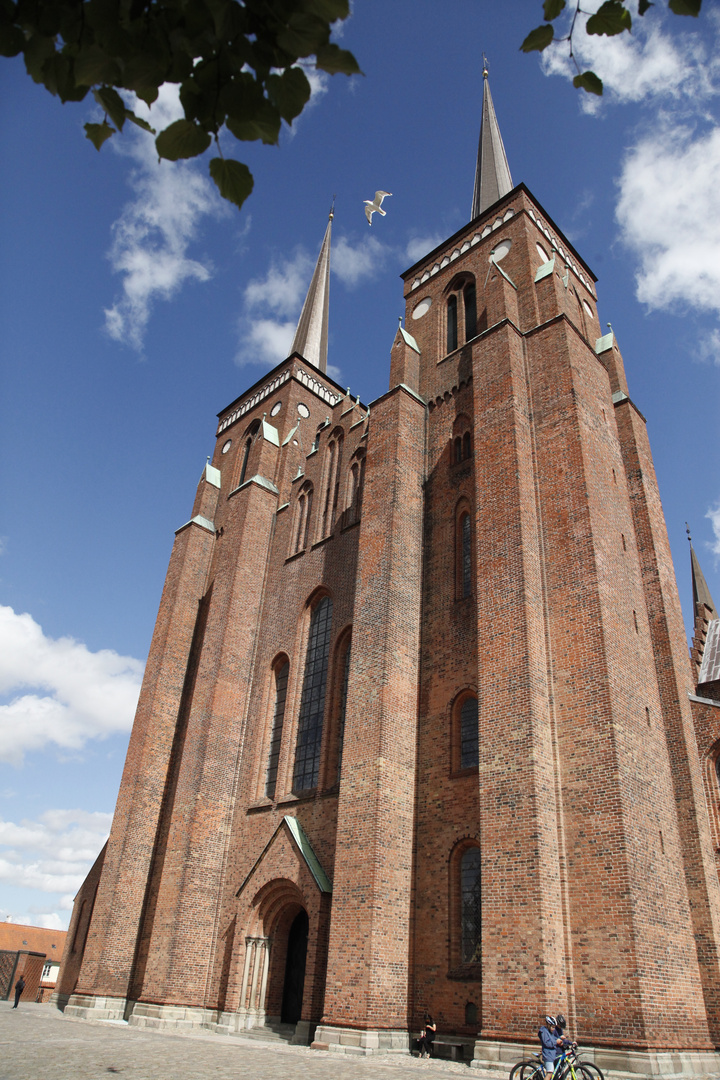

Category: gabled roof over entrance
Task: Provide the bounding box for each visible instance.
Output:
[236,815,332,898]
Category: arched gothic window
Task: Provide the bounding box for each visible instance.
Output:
[265,660,289,799]
[454,437,463,464]
[459,511,472,598]
[463,431,471,460]
[322,433,343,537]
[238,438,252,486]
[459,695,479,770]
[447,294,458,353]
[293,596,333,792]
[460,847,482,964]
[464,282,477,340]
[293,483,314,554]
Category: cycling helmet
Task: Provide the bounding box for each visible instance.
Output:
[555,1014,566,1030]
[545,1016,557,1027]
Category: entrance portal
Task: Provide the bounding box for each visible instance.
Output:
[280,909,308,1023]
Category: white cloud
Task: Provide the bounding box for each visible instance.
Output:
[236,250,313,367]
[103,85,225,351]
[332,234,389,287]
[0,808,112,927]
[0,606,143,765]
[244,250,313,314]
[405,234,444,265]
[616,121,720,317]
[699,329,720,366]
[707,503,720,560]
[540,3,719,111]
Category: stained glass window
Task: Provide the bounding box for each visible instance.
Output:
[460,696,478,769]
[265,661,289,799]
[461,847,482,964]
[293,596,333,792]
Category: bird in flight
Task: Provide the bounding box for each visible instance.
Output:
[364,191,392,225]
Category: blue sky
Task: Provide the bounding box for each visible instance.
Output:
[1,1,719,929]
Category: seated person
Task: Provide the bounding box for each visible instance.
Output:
[418,1015,437,1058]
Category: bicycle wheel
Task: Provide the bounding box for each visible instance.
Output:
[576,1063,604,1080]
[509,1062,544,1080]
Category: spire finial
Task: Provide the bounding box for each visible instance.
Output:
[686,522,693,544]
[329,194,335,221]
[482,53,489,78]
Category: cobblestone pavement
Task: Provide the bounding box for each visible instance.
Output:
[0,1004,510,1080]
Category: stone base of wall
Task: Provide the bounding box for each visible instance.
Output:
[49,991,71,1011]
[128,1001,219,1032]
[65,994,129,1022]
[471,1039,720,1078]
[311,1024,410,1055]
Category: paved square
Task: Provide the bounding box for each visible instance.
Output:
[0,1005,509,1080]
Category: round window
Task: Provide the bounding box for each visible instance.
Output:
[297,403,310,418]
[270,401,282,416]
[221,439,232,454]
[412,297,432,320]
[490,239,512,262]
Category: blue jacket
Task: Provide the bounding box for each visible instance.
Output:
[538,1025,559,1062]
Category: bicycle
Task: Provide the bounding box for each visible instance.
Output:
[509,1045,604,1080]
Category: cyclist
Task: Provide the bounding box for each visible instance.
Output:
[538,1015,562,1075]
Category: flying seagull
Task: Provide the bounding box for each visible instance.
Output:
[364,190,392,225]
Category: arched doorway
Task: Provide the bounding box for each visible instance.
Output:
[281,909,308,1023]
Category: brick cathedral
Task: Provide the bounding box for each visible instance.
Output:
[56,71,720,1076]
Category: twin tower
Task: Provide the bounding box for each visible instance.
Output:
[56,73,720,1077]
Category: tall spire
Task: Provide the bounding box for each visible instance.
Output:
[691,543,718,619]
[291,208,333,374]
[471,59,513,220]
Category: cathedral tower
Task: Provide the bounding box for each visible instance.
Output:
[58,73,720,1077]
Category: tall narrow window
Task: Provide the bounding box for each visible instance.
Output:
[239,437,252,486]
[462,431,471,460]
[447,294,458,353]
[461,512,472,598]
[464,283,477,340]
[461,847,482,964]
[454,437,462,463]
[322,441,336,536]
[265,661,289,799]
[336,641,351,782]
[459,696,479,769]
[293,596,333,792]
[348,463,359,522]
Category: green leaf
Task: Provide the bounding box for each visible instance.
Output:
[0,22,25,57]
[520,24,555,52]
[74,44,122,86]
[573,70,604,95]
[301,0,349,21]
[94,85,127,130]
[543,0,566,19]
[267,67,311,122]
[668,0,700,13]
[226,100,281,145]
[121,54,167,96]
[315,42,362,75]
[586,1,632,36]
[209,157,254,209]
[277,12,329,57]
[23,33,57,83]
[134,84,159,106]
[126,112,156,134]
[638,0,653,13]
[155,118,212,160]
[84,120,116,149]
